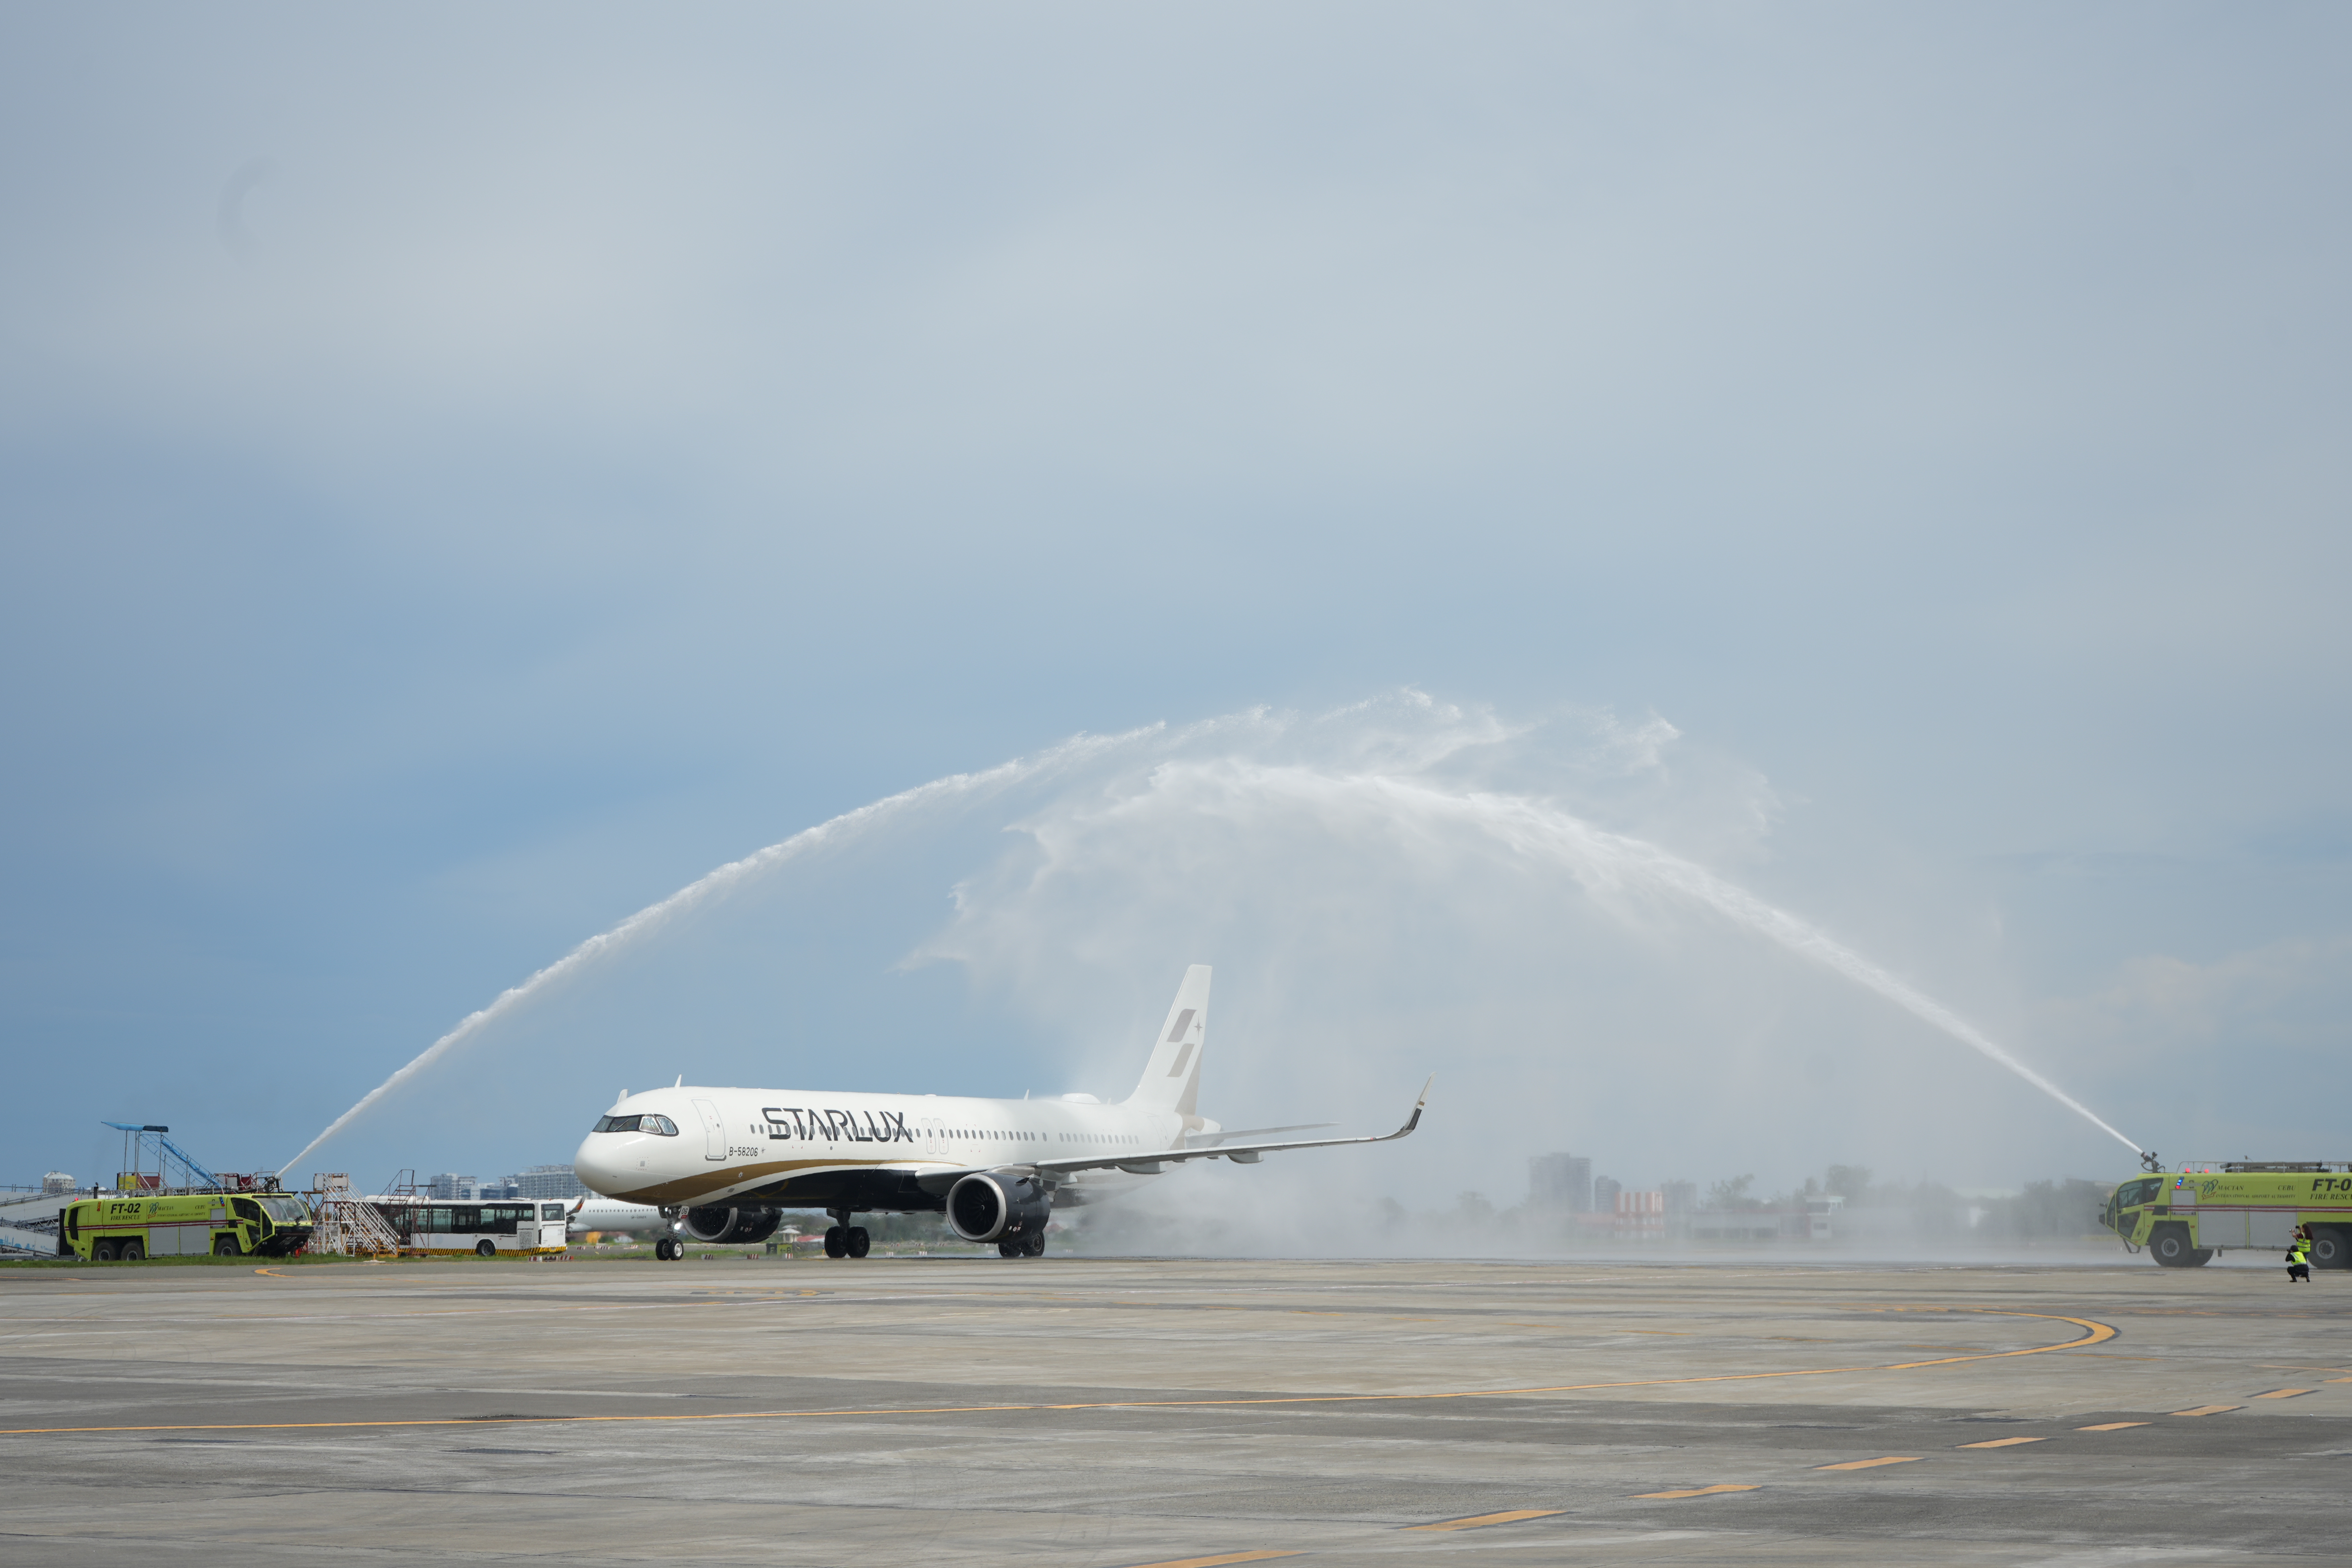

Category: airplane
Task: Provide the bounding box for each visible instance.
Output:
[563,1194,669,1239]
[571,965,1430,1259]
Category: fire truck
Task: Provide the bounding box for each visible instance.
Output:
[60,1191,314,1260]
[2100,1161,2352,1268]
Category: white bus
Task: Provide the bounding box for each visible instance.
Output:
[376,1199,570,1258]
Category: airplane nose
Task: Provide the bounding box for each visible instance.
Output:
[573,1134,621,1197]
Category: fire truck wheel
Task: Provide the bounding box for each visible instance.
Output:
[475,1239,497,1258]
[213,1235,242,1257]
[93,1239,118,1262]
[2150,1225,2212,1267]
[120,1239,145,1261]
[2310,1226,2351,1270]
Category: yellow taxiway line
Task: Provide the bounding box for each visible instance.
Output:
[1402,1510,1565,1531]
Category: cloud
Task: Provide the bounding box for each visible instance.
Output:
[6,7,2350,1205]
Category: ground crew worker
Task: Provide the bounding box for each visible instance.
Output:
[2286,1228,2312,1283]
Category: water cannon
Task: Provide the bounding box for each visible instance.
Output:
[2139,1149,2163,1174]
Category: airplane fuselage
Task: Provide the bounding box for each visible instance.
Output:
[572,1085,1201,1215]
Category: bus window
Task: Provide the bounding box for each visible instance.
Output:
[541,1203,568,1222]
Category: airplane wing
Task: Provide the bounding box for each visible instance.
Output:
[1185,1121,1336,1147]
[1038,1076,1429,1177]
[900,1078,1428,1196]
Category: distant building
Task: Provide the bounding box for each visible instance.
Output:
[1592,1174,1622,1212]
[1660,1179,1697,1217]
[42,1172,75,1195]
[427,1173,479,1200]
[1615,1188,1666,1241]
[509,1164,587,1200]
[1528,1153,1593,1212]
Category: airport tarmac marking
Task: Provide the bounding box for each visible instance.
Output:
[2077,1422,2149,1431]
[2170,1405,2241,1417]
[1112,1552,1303,1568]
[1956,1436,2046,1449]
[1632,1485,1758,1500]
[1816,1456,1922,1471]
[1402,1510,1565,1531]
[0,1305,2118,1437]
[2252,1388,2312,1399]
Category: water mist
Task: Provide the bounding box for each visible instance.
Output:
[282,696,2142,1173]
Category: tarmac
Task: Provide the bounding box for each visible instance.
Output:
[1,1253,2347,1566]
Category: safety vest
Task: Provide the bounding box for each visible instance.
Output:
[2289,1240,2310,1264]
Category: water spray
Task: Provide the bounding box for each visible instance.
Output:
[276,725,1152,1175]
[1428,778,2146,1156]
[282,699,2147,1171]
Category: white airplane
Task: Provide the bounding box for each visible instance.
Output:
[563,1195,669,1238]
[571,965,1429,1259]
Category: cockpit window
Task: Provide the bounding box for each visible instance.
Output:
[592,1113,679,1135]
[2114,1177,2162,1209]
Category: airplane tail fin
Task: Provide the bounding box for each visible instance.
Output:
[1125,965,1211,1120]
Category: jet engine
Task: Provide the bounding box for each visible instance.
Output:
[946,1172,1051,1243]
[679,1205,782,1245]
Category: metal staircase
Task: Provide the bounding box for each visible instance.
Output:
[302,1173,402,1257]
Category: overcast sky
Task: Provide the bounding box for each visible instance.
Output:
[4,4,2347,1209]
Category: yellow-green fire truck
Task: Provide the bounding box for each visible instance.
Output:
[2100,1162,2352,1268]
[59,1192,314,1261]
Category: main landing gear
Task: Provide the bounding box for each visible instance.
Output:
[998,1233,1044,1259]
[823,1211,871,1259]
[654,1236,685,1261]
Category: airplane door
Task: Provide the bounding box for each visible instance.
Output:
[924,1118,941,1158]
[691,1098,727,1161]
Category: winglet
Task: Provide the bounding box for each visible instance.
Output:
[1393,1074,1434,1138]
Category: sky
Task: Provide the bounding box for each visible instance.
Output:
[4,4,2348,1214]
